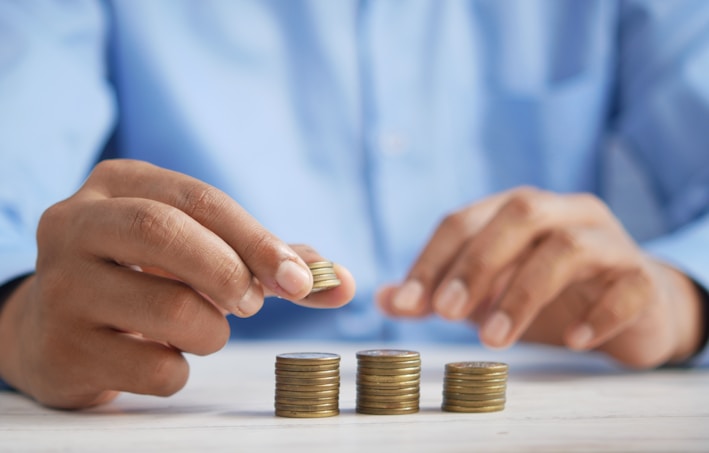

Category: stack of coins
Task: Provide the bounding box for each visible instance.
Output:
[441,361,508,413]
[356,349,421,415]
[308,261,341,293]
[274,352,340,418]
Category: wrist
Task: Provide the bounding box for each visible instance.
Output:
[663,266,706,364]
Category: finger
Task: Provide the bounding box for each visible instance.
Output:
[269,244,355,309]
[433,189,610,321]
[94,331,190,398]
[83,263,232,355]
[387,192,511,315]
[77,197,264,316]
[565,270,652,351]
[376,282,431,318]
[83,160,313,299]
[479,227,636,348]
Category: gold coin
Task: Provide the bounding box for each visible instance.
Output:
[357,366,420,376]
[356,385,420,396]
[276,378,340,387]
[443,378,507,387]
[357,380,420,389]
[275,409,339,418]
[275,389,340,399]
[276,396,339,406]
[442,391,506,401]
[356,406,419,415]
[311,278,342,287]
[356,399,420,409]
[441,404,505,413]
[275,363,340,372]
[275,402,339,412]
[357,372,420,383]
[307,261,334,270]
[444,371,508,381]
[445,361,509,373]
[276,352,340,365]
[355,392,420,402]
[311,281,342,293]
[443,384,506,394]
[355,359,422,369]
[309,267,337,276]
[311,274,338,281]
[275,368,340,378]
[442,397,506,408]
[357,350,420,361]
[276,383,340,392]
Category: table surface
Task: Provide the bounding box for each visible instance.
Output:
[1,341,708,452]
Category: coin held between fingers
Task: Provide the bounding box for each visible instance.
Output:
[308,261,341,293]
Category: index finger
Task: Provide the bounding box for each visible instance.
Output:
[83,159,314,300]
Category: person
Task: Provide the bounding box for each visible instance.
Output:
[1,0,708,409]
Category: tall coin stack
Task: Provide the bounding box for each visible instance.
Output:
[441,361,508,413]
[308,261,341,293]
[274,352,341,418]
[356,349,421,415]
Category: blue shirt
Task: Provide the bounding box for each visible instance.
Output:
[1,1,709,363]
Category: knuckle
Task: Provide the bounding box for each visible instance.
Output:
[179,183,226,221]
[163,287,198,326]
[509,284,538,313]
[576,193,613,219]
[547,229,583,256]
[503,189,543,223]
[213,256,249,295]
[463,250,495,278]
[238,229,274,263]
[439,211,471,237]
[128,205,185,252]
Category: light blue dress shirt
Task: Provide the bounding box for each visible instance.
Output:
[1,1,708,364]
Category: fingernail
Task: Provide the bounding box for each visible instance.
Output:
[392,280,424,312]
[481,311,511,346]
[567,324,594,350]
[434,279,468,319]
[275,259,311,296]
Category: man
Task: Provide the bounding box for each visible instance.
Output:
[1,0,707,409]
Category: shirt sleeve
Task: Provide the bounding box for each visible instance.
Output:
[0,0,115,288]
[615,0,709,365]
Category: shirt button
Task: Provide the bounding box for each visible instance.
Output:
[378,132,408,156]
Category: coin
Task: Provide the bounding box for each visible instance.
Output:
[307,262,341,293]
[442,391,506,401]
[275,389,340,399]
[356,406,419,415]
[275,368,340,378]
[441,404,505,413]
[445,361,509,373]
[275,409,339,418]
[357,350,420,361]
[277,352,340,364]
[275,351,341,418]
[444,372,508,381]
[356,349,421,415]
[442,397,506,408]
[307,261,334,269]
[357,366,421,376]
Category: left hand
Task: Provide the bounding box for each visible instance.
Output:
[377,187,704,368]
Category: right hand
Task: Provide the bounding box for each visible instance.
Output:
[0,159,355,409]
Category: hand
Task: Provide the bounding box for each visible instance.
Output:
[378,187,704,368]
[0,159,355,409]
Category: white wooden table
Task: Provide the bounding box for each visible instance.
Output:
[1,341,707,452]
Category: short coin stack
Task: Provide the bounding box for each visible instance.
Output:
[441,361,508,413]
[274,352,340,418]
[308,261,341,293]
[356,349,421,415]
